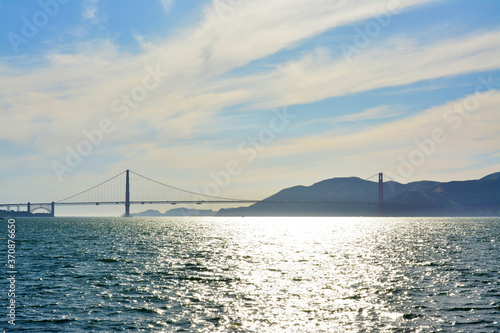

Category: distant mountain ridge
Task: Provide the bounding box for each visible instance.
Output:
[132,208,216,217]
[218,172,500,216]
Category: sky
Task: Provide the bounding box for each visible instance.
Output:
[0,0,499,216]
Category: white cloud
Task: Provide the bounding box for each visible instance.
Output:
[224,31,500,109]
[1,0,439,148]
[243,90,500,182]
[334,106,401,123]
[82,0,99,20]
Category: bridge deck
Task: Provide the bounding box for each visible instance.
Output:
[0,200,378,207]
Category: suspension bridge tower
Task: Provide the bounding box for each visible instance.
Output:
[378,172,384,216]
[125,169,131,217]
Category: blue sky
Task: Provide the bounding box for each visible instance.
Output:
[1,0,499,215]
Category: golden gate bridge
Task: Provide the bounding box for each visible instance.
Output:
[0,170,387,217]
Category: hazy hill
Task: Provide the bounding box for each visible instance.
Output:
[218,172,500,216]
[132,208,216,217]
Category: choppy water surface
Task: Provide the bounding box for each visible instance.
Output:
[1,217,499,332]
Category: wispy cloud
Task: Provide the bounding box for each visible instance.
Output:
[0,0,443,146]
[246,90,500,179]
[334,106,401,123]
[82,0,99,21]
[226,31,500,109]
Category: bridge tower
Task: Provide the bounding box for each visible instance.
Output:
[378,172,384,216]
[125,169,131,217]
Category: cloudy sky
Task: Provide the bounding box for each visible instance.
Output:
[1,0,499,215]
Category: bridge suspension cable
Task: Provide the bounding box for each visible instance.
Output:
[365,173,380,181]
[129,170,248,202]
[57,171,126,203]
[55,170,250,205]
[365,172,394,182]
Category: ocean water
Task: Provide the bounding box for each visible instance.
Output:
[1,217,499,332]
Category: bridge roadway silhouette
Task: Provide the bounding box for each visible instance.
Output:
[0,170,385,217]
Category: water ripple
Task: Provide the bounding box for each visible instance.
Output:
[1,216,499,332]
